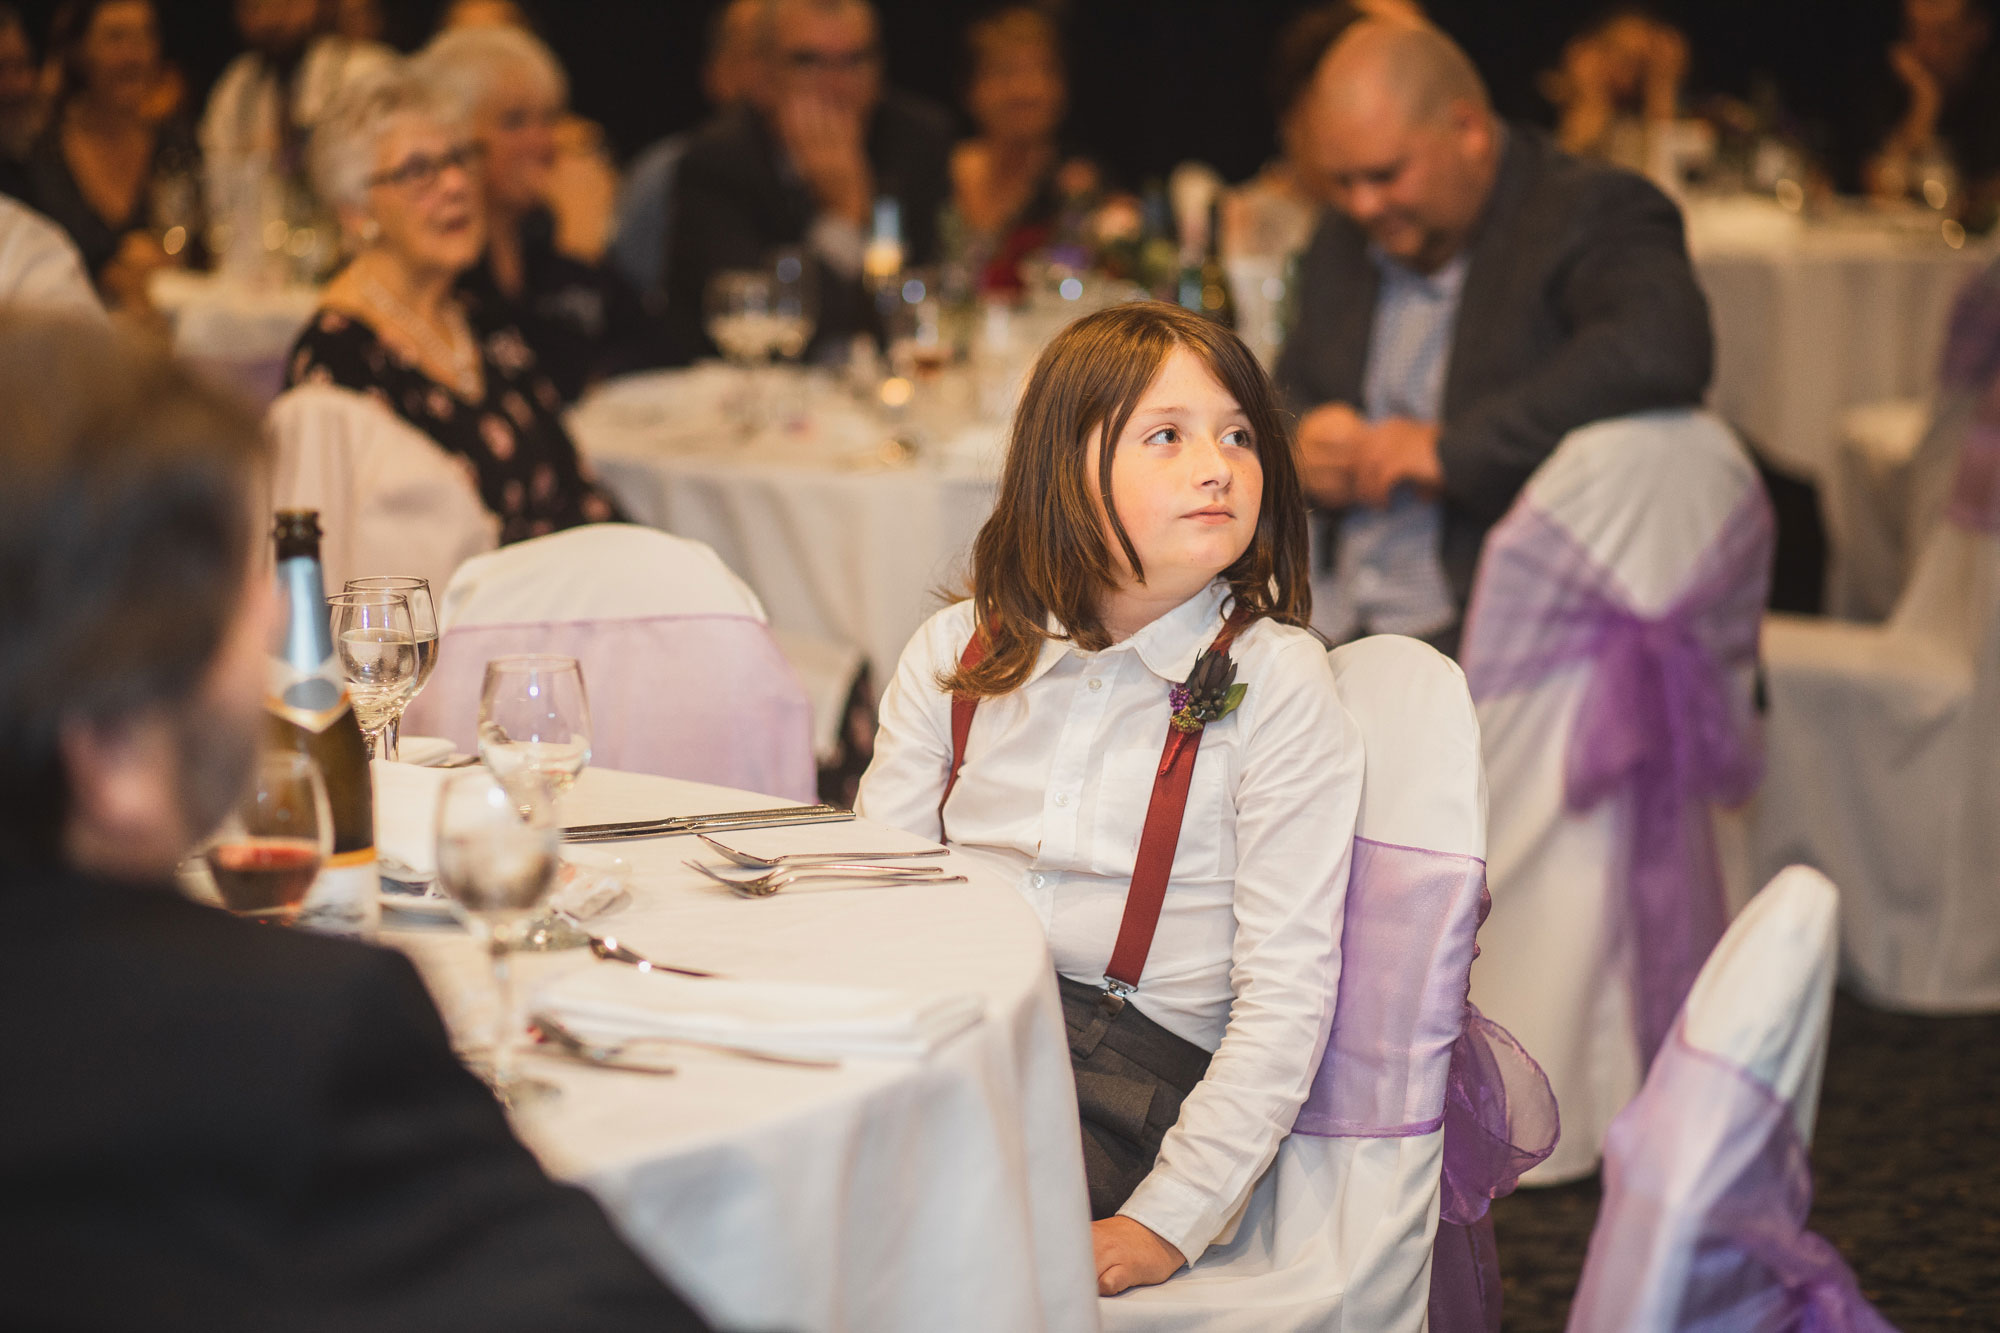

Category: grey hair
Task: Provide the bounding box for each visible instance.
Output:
[310,61,466,214]
[415,24,568,125]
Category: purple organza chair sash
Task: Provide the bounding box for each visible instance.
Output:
[1569,1030,1893,1332]
[1291,838,1560,1333]
[403,613,816,802]
[1947,413,2000,535]
[1943,265,2000,533]
[1461,490,1774,1066]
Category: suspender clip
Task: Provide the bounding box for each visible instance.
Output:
[1098,976,1136,1017]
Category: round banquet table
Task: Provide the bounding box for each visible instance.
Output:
[1687,197,1996,480]
[569,365,1003,682]
[149,268,320,407]
[384,766,1099,1333]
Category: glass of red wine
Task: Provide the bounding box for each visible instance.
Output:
[204,751,333,925]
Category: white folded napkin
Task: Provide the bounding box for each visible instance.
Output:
[371,760,454,878]
[536,968,984,1061]
[700,822,945,864]
[396,735,456,766]
[550,856,627,919]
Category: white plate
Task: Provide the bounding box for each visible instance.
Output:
[379,888,458,920]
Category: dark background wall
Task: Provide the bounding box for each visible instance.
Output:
[17,1,1907,183]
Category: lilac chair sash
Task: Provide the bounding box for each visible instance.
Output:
[403,614,817,802]
[1942,264,2000,533]
[1462,491,1774,1067]
[1291,839,1560,1332]
[1569,1030,1893,1332]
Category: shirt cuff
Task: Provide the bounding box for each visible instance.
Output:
[807,213,864,279]
[1118,1170,1233,1266]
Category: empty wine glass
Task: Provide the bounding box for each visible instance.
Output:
[345,576,438,758]
[706,267,778,431]
[770,247,820,425]
[327,590,418,760]
[479,655,592,951]
[203,751,333,925]
[435,767,561,1108]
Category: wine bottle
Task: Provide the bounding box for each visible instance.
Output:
[267,510,379,937]
[1178,199,1236,328]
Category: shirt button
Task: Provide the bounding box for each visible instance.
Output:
[1088,678,1103,692]
[1033,873,1046,888]
[1055,793,1071,808]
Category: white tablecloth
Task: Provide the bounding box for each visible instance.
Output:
[571,367,1003,678]
[1688,198,1995,479]
[150,269,319,404]
[386,767,1098,1333]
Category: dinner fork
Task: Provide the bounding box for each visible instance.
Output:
[697,833,951,869]
[682,859,965,898]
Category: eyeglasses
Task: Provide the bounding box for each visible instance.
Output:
[366,142,484,192]
[779,44,880,73]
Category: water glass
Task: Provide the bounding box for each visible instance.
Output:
[345,576,438,758]
[327,590,418,759]
[435,768,561,1108]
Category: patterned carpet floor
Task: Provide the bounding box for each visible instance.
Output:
[1490,992,2000,1331]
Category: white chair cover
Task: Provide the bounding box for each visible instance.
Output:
[1102,634,1489,1333]
[1465,410,1769,1185]
[1751,512,2000,1011]
[404,524,817,803]
[266,383,498,596]
[1567,868,1888,1331]
[1821,395,1964,621]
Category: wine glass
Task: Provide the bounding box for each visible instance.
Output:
[705,268,778,431]
[770,247,820,424]
[345,576,438,758]
[479,655,592,951]
[327,590,418,760]
[435,768,561,1108]
[203,751,333,925]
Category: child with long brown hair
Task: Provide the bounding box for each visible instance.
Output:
[858,302,1363,1295]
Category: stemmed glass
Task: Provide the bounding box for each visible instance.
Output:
[770,246,820,424]
[327,590,418,760]
[344,576,438,759]
[435,767,562,1108]
[478,655,592,950]
[203,751,333,925]
[705,267,778,432]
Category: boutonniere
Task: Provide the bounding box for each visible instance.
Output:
[1161,643,1247,774]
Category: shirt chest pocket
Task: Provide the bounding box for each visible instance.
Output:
[1088,740,1237,883]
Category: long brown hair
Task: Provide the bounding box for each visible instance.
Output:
[943,301,1310,699]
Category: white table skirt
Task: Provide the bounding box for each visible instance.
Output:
[387,768,1099,1333]
[571,370,1002,678]
[1689,204,1994,480]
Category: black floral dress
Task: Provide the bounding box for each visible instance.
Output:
[286,308,623,544]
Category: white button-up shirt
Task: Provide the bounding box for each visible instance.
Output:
[857,581,1363,1259]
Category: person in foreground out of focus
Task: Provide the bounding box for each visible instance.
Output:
[287,63,622,543]
[664,0,954,361]
[0,310,710,1332]
[419,23,663,404]
[1279,15,1712,654]
[856,301,1364,1297]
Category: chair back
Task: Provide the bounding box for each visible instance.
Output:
[267,384,498,595]
[1568,867,1890,1332]
[1462,409,1771,1183]
[406,524,816,802]
[1104,635,1500,1332]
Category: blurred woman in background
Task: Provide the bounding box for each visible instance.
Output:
[419,25,660,404]
[26,0,200,310]
[948,5,1096,295]
[288,65,620,543]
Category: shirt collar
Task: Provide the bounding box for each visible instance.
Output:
[1022,581,1234,688]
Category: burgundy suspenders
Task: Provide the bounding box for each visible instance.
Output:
[941,613,1251,1012]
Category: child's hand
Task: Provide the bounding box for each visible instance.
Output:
[1092,1215,1185,1295]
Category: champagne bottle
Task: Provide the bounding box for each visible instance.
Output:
[267,510,379,937]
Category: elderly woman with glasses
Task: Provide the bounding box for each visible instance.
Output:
[416,25,660,405]
[286,64,620,544]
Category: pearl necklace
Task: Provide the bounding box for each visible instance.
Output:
[358,274,482,399]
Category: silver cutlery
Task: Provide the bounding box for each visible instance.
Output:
[532,1012,840,1070]
[697,833,950,869]
[564,804,855,844]
[529,1014,679,1075]
[683,858,965,899]
[556,911,721,978]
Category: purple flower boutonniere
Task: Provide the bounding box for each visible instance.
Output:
[1161,644,1248,774]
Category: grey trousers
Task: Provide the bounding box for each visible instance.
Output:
[1058,976,1213,1220]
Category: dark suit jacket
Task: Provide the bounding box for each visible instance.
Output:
[1277,124,1714,614]
[663,95,955,364]
[0,869,712,1333]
